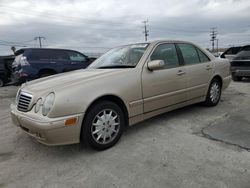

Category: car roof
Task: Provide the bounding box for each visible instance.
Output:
[14,48,85,56]
[16,48,78,52]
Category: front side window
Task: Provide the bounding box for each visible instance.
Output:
[151,43,179,69]
[67,51,86,62]
[178,43,200,65]
[89,43,148,69]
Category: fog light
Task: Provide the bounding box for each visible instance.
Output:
[65,117,78,126]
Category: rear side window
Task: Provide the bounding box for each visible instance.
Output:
[50,50,69,61]
[151,43,179,69]
[196,48,210,62]
[67,51,87,62]
[178,43,200,65]
[27,50,69,61]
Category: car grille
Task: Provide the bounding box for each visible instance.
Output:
[17,92,33,112]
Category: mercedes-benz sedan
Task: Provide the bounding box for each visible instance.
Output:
[11,40,231,150]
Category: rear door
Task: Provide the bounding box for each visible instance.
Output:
[176,43,213,100]
[66,51,91,70]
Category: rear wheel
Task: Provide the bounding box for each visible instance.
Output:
[204,78,222,106]
[81,101,125,150]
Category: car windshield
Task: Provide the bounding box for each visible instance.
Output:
[88,43,149,69]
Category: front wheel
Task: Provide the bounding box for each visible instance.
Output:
[81,101,125,150]
[204,79,222,106]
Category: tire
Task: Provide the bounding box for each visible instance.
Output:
[204,78,222,107]
[81,101,125,150]
[0,78,4,87]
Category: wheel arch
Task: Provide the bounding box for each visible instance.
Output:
[81,94,129,128]
[211,74,223,87]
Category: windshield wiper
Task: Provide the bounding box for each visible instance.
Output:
[98,65,135,69]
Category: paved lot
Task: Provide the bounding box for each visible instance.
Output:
[0,81,250,188]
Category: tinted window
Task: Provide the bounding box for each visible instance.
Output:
[234,51,250,60]
[242,46,250,51]
[178,43,200,65]
[27,50,69,61]
[224,47,242,55]
[67,51,86,62]
[151,43,179,68]
[50,50,69,60]
[196,48,210,62]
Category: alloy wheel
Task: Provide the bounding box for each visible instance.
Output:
[91,109,120,145]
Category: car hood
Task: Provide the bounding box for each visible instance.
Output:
[22,69,126,94]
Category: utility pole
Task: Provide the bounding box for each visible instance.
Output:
[216,39,219,56]
[210,27,217,52]
[142,20,149,42]
[34,36,46,48]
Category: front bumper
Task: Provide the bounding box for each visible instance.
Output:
[11,104,84,146]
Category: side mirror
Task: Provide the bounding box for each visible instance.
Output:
[220,53,225,58]
[147,60,165,71]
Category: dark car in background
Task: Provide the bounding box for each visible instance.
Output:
[0,55,14,87]
[220,46,243,60]
[231,48,250,81]
[12,48,96,84]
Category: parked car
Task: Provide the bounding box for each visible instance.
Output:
[12,48,96,84]
[0,55,14,87]
[220,46,242,60]
[220,45,250,61]
[11,40,231,150]
[231,50,250,81]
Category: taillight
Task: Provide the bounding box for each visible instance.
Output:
[20,56,30,66]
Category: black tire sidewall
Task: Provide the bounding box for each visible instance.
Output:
[81,101,125,150]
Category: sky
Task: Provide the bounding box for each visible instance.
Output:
[0,0,250,55]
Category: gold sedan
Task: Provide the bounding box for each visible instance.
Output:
[11,40,231,150]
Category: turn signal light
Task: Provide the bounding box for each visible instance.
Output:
[65,117,78,126]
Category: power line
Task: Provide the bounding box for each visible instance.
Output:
[0,39,34,45]
[142,20,149,42]
[0,43,27,47]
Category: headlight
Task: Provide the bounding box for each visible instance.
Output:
[42,93,55,116]
[16,89,21,104]
[34,98,42,113]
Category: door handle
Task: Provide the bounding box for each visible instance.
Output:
[71,62,77,65]
[206,66,212,70]
[50,62,56,64]
[177,70,186,75]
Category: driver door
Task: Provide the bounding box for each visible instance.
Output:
[142,43,188,113]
